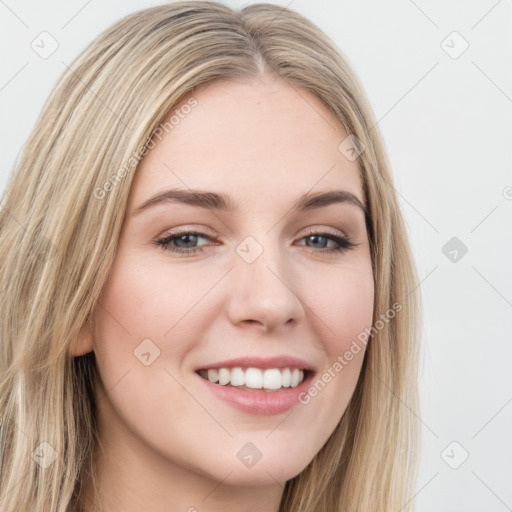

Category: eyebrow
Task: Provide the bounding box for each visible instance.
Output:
[133,188,367,216]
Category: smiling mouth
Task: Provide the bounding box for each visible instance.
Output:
[196,367,309,392]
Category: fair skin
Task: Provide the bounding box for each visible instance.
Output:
[74,75,374,512]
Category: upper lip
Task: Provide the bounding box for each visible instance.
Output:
[195,356,316,372]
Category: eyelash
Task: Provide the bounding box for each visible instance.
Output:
[154,228,357,256]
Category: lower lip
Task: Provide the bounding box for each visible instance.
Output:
[195,371,314,415]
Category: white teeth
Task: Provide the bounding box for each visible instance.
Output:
[230,367,245,386]
[199,367,306,390]
[207,369,218,383]
[281,368,291,387]
[263,369,282,390]
[290,368,300,388]
[245,368,263,389]
[218,368,230,385]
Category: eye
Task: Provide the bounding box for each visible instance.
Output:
[154,229,213,254]
[298,228,357,255]
[153,228,358,256]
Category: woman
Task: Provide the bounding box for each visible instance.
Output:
[0,2,422,511]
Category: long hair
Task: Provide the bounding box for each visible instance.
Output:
[0,2,422,510]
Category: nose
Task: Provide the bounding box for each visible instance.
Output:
[225,240,305,333]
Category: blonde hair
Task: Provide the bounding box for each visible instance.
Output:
[0,2,422,510]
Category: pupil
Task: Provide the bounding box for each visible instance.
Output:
[177,234,196,247]
[308,235,326,248]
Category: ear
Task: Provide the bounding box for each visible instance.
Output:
[69,318,94,357]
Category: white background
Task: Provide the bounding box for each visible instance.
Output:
[1,1,511,510]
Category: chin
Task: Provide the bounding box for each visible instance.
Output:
[199,448,313,487]
[218,462,306,487]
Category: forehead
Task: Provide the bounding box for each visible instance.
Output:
[129,76,364,210]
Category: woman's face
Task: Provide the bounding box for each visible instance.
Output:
[88,76,374,486]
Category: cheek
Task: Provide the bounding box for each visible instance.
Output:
[293,264,374,439]
[91,257,170,388]
[94,256,205,347]
[90,258,200,435]
[310,263,375,354]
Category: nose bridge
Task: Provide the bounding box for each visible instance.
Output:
[226,232,303,330]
